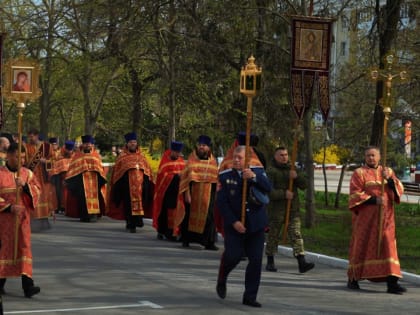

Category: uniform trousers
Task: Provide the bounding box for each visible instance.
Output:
[218,225,265,301]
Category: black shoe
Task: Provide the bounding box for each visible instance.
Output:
[24,286,40,298]
[216,282,226,299]
[205,244,219,251]
[347,280,360,290]
[157,233,164,240]
[80,217,90,222]
[182,241,189,248]
[0,288,5,295]
[265,263,277,272]
[387,283,407,294]
[136,218,144,228]
[129,228,136,233]
[242,297,261,307]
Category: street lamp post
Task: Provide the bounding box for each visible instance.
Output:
[239,55,262,224]
[370,52,408,257]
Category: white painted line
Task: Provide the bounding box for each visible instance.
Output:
[4,300,163,314]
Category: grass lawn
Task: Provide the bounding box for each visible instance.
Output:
[299,192,420,275]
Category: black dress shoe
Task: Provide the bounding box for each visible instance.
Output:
[24,286,40,298]
[182,241,190,248]
[347,280,360,290]
[129,228,136,233]
[387,283,407,294]
[0,287,5,295]
[242,298,261,307]
[216,282,226,299]
[136,218,144,227]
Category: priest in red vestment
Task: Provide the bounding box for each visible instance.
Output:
[347,146,406,294]
[0,143,42,298]
[178,135,219,250]
[152,141,185,240]
[24,129,54,220]
[107,132,154,233]
[49,140,75,213]
[65,135,107,222]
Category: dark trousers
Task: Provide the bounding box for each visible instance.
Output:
[217,226,265,301]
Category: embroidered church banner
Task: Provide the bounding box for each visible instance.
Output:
[290,16,333,121]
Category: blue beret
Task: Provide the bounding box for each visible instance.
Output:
[49,137,58,144]
[81,135,94,144]
[197,135,211,146]
[171,141,184,152]
[124,132,137,143]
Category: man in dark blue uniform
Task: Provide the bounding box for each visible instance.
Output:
[216,145,272,307]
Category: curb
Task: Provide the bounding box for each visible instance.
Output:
[278,245,420,285]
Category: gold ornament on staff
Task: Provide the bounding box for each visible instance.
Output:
[370,52,408,257]
[239,55,262,224]
[2,57,42,262]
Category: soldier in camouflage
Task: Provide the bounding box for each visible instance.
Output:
[265,146,314,273]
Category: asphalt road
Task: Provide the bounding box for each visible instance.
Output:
[1,213,419,315]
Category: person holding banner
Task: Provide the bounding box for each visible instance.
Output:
[0,143,41,298]
[347,146,406,294]
[216,145,271,307]
[265,146,314,273]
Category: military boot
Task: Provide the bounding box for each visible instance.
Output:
[265,255,277,272]
[297,255,315,273]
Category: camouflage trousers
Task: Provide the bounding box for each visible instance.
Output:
[265,213,305,257]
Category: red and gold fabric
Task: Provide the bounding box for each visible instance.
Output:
[65,150,107,217]
[348,165,404,282]
[24,142,55,219]
[107,147,154,220]
[177,151,218,234]
[0,166,40,279]
[152,149,185,235]
[218,140,264,171]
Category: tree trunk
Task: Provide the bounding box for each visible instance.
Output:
[370,0,402,146]
[304,106,315,228]
[335,162,348,208]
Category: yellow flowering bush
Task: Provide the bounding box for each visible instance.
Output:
[313,144,346,165]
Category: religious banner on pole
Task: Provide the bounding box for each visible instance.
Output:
[290,16,333,121]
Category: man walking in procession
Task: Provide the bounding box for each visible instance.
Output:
[153,141,185,240]
[265,146,314,273]
[347,146,406,294]
[107,132,154,233]
[179,135,219,250]
[0,143,41,298]
[65,135,107,222]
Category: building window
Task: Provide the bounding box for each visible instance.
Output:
[341,42,347,56]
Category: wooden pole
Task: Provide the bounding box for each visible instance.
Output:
[241,96,253,224]
[14,102,25,263]
[282,123,299,243]
[378,107,390,257]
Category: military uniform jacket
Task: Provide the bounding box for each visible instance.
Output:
[266,160,307,217]
[217,166,272,233]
